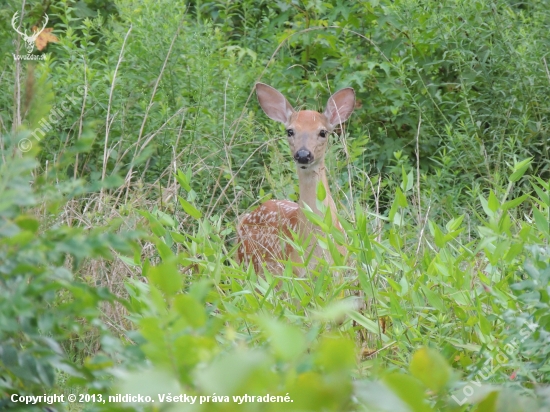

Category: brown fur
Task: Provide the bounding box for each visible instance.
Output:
[237,200,300,274]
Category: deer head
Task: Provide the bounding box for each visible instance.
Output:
[12,12,49,54]
[255,83,355,172]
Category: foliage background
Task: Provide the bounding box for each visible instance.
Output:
[0,0,549,411]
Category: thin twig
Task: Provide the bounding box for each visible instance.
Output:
[12,0,27,134]
[74,56,88,180]
[112,106,186,207]
[543,57,550,84]
[415,113,422,229]
[124,13,187,202]
[100,25,132,210]
[416,202,432,257]
[363,340,397,359]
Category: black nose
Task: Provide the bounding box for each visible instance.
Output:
[294,149,313,164]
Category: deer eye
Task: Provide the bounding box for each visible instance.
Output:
[319,130,327,138]
[287,129,294,137]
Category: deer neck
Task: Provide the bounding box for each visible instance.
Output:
[297,162,339,228]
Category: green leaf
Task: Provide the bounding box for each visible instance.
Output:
[175,169,191,192]
[478,313,491,336]
[174,295,206,327]
[14,215,39,233]
[119,254,139,267]
[316,336,355,373]
[383,373,433,412]
[178,196,202,219]
[501,194,528,211]
[388,187,408,224]
[421,286,446,312]
[409,347,451,393]
[399,276,409,296]
[532,207,549,235]
[400,167,414,192]
[195,350,273,395]
[401,165,408,191]
[531,182,549,206]
[317,181,327,201]
[531,177,550,206]
[347,311,389,342]
[139,210,166,237]
[258,318,306,362]
[472,390,499,412]
[509,157,532,182]
[396,187,408,207]
[446,214,465,232]
[148,261,182,298]
[154,238,174,261]
[429,221,446,248]
[479,194,494,218]
[154,210,176,228]
[488,190,499,212]
[302,208,328,231]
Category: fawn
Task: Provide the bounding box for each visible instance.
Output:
[237,83,355,275]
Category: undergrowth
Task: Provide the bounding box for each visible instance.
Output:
[1,0,550,411]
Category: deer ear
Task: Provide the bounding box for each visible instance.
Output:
[324,87,355,128]
[256,83,295,126]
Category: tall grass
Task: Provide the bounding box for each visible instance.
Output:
[1,0,549,410]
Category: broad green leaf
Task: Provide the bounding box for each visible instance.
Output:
[317,180,327,201]
[178,196,202,219]
[421,286,446,312]
[195,350,274,395]
[259,318,306,362]
[14,215,39,233]
[347,311,389,342]
[400,166,414,192]
[175,169,191,191]
[429,221,446,248]
[472,390,499,412]
[174,295,206,327]
[501,194,528,211]
[302,208,328,231]
[479,194,495,218]
[119,254,139,267]
[396,186,408,207]
[446,214,465,232]
[148,261,182,298]
[387,278,401,293]
[531,177,550,206]
[399,276,409,296]
[139,210,166,237]
[488,190,499,212]
[354,381,411,412]
[533,207,549,235]
[478,313,491,336]
[316,336,355,373]
[531,182,549,206]
[154,238,174,261]
[509,157,532,182]
[409,347,451,393]
[383,373,433,412]
[154,210,176,228]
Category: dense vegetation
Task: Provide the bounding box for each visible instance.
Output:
[1,0,549,410]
